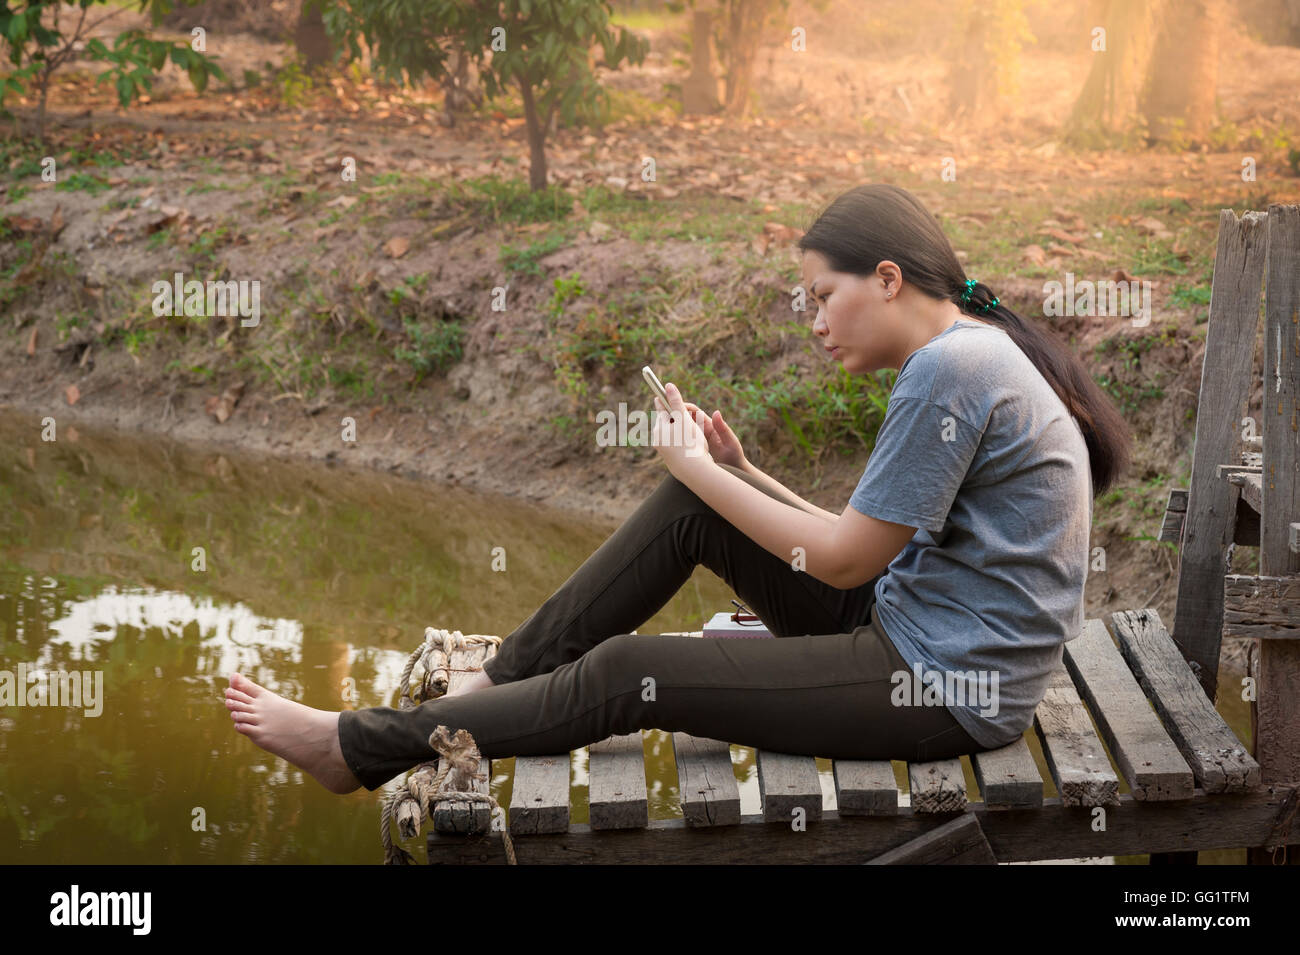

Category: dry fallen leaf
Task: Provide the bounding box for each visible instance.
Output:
[1134,216,1172,238]
[205,380,246,423]
[384,236,410,258]
[65,384,80,405]
[1023,244,1047,267]
[26,327,37,356]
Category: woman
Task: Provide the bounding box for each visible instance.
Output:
[225,183,1130,795]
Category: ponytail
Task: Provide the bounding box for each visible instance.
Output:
[952,280,1130,495]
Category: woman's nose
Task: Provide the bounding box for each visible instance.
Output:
[812,309,827,336]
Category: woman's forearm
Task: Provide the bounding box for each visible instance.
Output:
[738,458,841,523]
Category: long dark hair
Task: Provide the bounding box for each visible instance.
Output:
[797,183,1130,497]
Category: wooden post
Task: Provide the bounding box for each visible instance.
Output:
[1248,204,1300,865]
[1171,210,1268,700]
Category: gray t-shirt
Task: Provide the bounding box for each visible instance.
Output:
[849,317,1093,749]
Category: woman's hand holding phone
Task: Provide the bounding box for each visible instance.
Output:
[643,365,747,472]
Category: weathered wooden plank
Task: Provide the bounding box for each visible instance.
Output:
[833,760,900,815]
[1032,665,1120,806]
[756,750,822,824]
[588,732,648,830]
[1218,464,1262,479]
[1224,574,1300,639]
[971,738,1044,809]
[426,786,1300,864]
[1159,488,1188,543]
[1063,619,1195,800]
[1173,208,1268,699]
[865,814,996,865]
[907,758,967,813]
[1228,470,1263,514]
[1235,491,1262,545]
[1253,203,1300,865]
[507,752,570,835]
[1161,488,1259,545]
[671,733,740,827]
[1110,608,1261,792]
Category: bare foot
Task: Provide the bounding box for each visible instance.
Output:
[444,667,495,698]
[224,672,361,794]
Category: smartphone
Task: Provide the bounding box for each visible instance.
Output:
[642,365,669,407]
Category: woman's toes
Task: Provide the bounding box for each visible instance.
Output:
[230,672,265,697]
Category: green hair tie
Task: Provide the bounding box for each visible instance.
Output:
[959,278,999,314]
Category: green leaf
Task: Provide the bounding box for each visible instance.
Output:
[116,73,133,106]
[6,10,26,45]
[188,62,207,93]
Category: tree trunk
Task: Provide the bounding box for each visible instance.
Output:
[294,0,333,69]
[1065,0,1171,142]
[518,74,549,191]
[719,0,770,121]
[1141,0,1225,143]
[944,2,1001,123]
[682,0,719,114]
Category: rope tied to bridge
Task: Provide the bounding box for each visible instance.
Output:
[380,628,515,865]
[1263,781,1300,864]
[395,628,503,710]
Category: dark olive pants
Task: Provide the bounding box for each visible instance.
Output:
[337,464,982,791]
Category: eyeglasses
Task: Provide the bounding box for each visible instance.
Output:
[730,599,764,626]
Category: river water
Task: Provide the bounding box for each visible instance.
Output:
[0,410,1250,863]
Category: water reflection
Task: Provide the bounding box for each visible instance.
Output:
[0,410,735,863]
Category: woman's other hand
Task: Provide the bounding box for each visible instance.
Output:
[682,401,746,469]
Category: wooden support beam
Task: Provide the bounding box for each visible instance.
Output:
[1218,464,1262,479]
[1227,470,1263,514]
[1224,574,1300,639]
[431,641,493,834]
[426,786,1300,864]
[1160,486,1259,545]
[865,814,996,864]
[1173,208,1268,699]
[1249,202,1300,865]
[1159,488,1187,543]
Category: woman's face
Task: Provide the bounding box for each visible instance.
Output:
[800,249,899,374]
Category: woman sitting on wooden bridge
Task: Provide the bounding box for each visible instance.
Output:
[224,183,1131,796]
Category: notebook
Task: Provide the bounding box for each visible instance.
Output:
[701,611,773,639]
